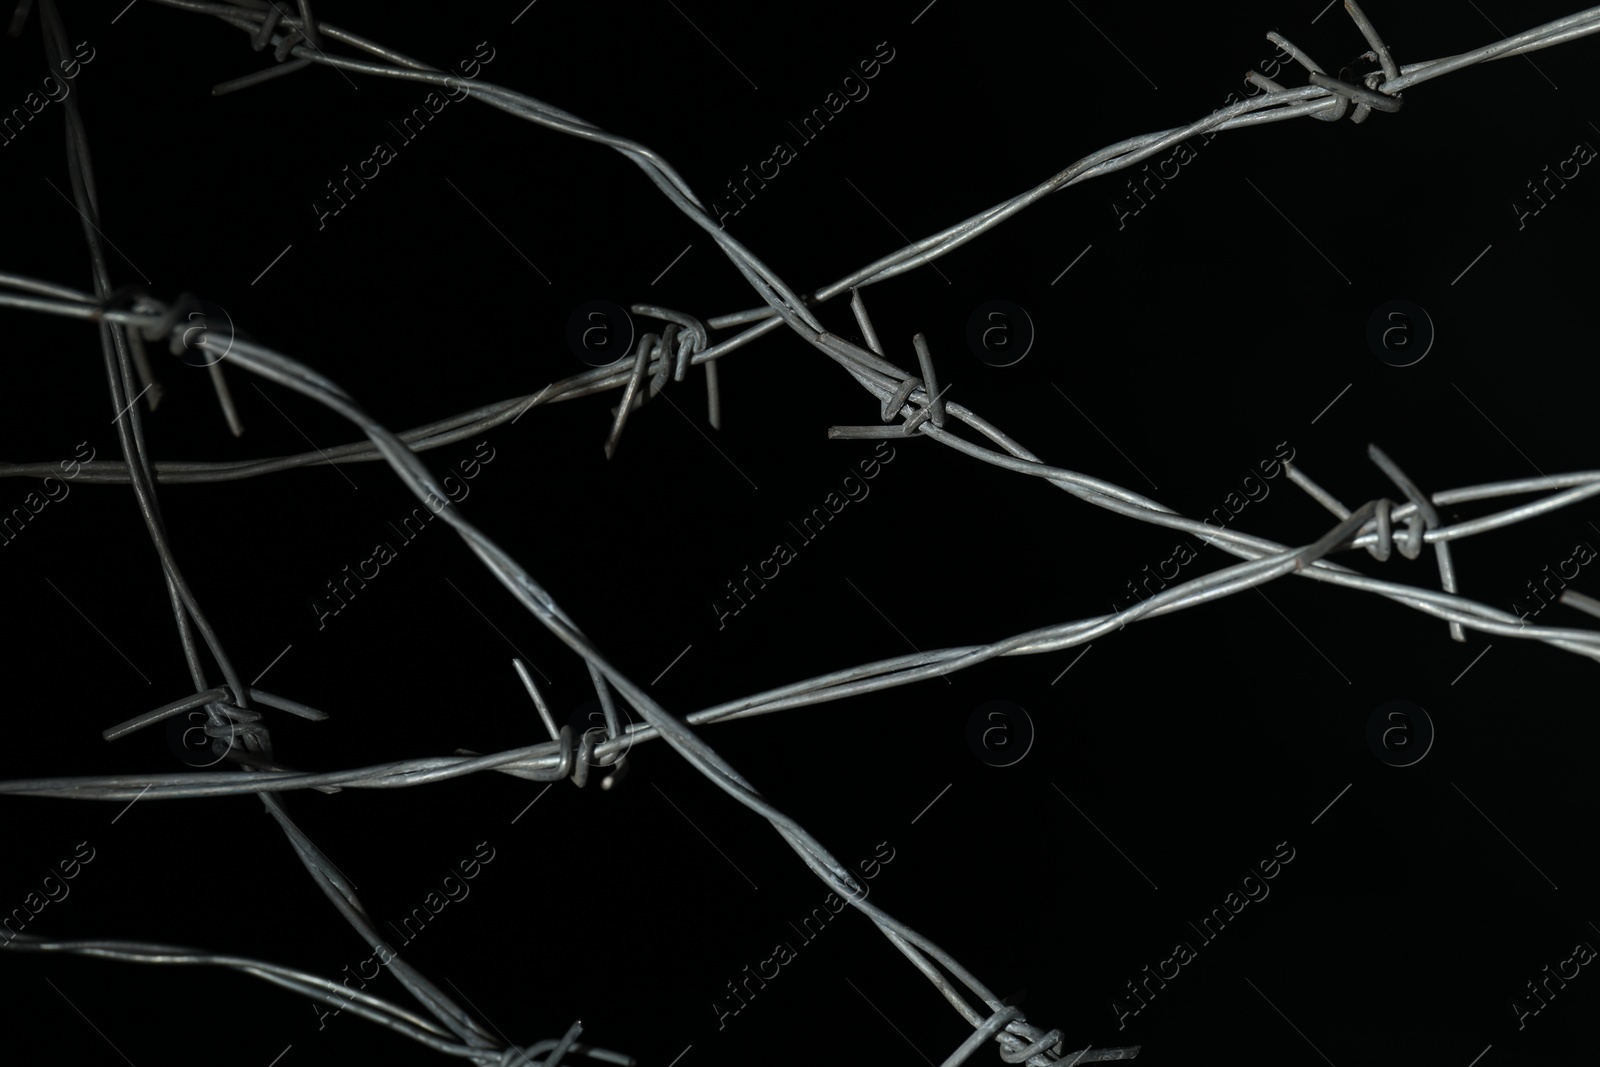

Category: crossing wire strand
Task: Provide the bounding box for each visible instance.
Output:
[4,0,1600,1063]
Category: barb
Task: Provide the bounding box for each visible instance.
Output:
[4,1,1600,1065]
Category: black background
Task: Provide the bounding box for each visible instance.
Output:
[2,1,1599,1065]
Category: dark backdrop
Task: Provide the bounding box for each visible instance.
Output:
[2,1,1597,1065]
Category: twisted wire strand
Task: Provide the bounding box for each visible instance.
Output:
[1,931,628,1067]
[3,350,1599,810]
[9,287,1600,612]
[13,3,585,1062]
[32,0,256,768]
[10,294,1600,1067]
[6,3,1597,482]
[6,1,1600,1064]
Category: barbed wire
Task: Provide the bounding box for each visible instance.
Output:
[4,0,1599,1064]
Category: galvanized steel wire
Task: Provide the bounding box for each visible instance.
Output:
[4,0,1600,1064]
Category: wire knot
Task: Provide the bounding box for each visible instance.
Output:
[1307,68,1402,118]
[603,307,719,456]
[202,700,275,763]
[241,0,324,60]
[997,1019,1063,1063]
[208,1,325,95]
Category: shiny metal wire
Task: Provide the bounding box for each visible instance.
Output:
[4,0,1600,1064]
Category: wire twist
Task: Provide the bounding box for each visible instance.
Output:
[5,1,1600,1064]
